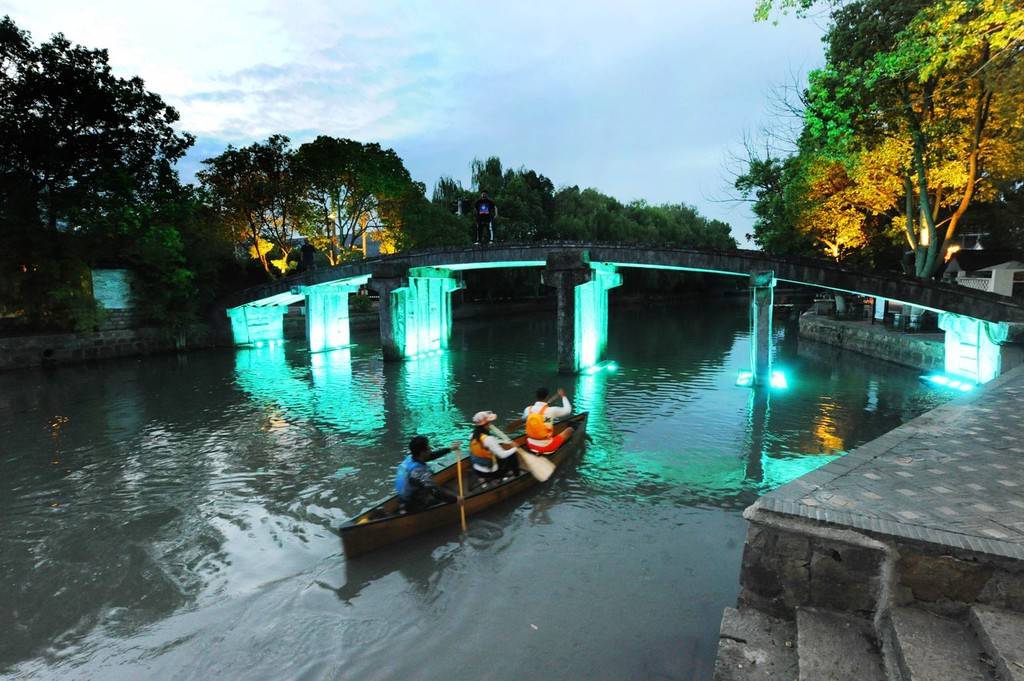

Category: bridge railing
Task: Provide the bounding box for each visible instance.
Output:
[221,241,1024,325]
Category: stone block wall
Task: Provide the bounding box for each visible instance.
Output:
[100,309,139,331]
[799,313,944,371]
[893,542,1024,617]
[738,510,888,620]
[0,324,221,372]
[737,508,1024,624]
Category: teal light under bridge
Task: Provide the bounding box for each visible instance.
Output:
[736,370,789,390]
[226,305,287,346]
[304,284,360,354]
[922,373,975,392]
[389,267,463,359]
[938,312,1007,384]
[573,263,621,372]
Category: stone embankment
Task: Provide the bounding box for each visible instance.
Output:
[0,296,741,372]
[714,366,1024,681]
[798,313,944,372]
[0,297,574,371]
[0,324,221,372]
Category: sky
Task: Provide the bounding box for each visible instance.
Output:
[1,1,826,244]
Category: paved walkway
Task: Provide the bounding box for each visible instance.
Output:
[754,366,1024,560]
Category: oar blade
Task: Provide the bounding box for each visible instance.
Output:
[517,450,555,482]
[490,424,556,483]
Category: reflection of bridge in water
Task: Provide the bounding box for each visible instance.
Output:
[233,345,468,447]
[231,333,852,509]
[225,243,1024,385]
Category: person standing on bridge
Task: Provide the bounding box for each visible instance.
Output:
[474,190,497,245]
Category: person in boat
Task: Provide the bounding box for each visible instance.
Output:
[395,435,463,512]
[469,411,520,482]
[522,387,574,454]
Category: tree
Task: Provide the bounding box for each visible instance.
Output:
[0,16,204,331]
[0,16,192,233]
[734,154,816,256]
[293,136,414,265]
[431,176,472,216]
[885,0,1024,276]
[198,135,310,276]
[380,184,471,252]
[762,0,1024,277]
[128,186,240,332]
[471,157,506,196]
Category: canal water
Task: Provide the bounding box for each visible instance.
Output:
[0,304,947,681]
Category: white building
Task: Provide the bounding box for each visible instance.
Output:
[952,260,1024,297]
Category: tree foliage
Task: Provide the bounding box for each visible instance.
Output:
[198,135,312,275]
[0,15,235,332]
[744,0,1024,277]
[435,157,736,250]
[293,136,413,265]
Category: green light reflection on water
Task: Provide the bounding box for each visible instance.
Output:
[233,344,385,445]
[394,351,465,459]
[572,359,838,505]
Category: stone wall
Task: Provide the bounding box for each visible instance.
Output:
[737,508,1024,623]
[0,324,222,372]
[738,509,888,620]
[101,309,140,331]
[799,313,944,371]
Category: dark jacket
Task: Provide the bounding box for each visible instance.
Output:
[403,447,458,506]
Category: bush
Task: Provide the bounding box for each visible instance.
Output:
[350,293,374,313]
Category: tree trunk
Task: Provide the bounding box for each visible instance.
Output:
[249,219,271,275]
[902,176,918,250]
[939,87,992,263]
[901,85,939,278]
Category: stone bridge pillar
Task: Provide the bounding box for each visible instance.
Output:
[369,263,463,361]
[939,313,1024,384]
[302,284,359,353]
[543,251,622,374]
[226,305,287,346]
[749,271,776,386]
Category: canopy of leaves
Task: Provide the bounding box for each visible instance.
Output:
[742,0,1024,276]
[436,156,736,250]
[199,135,316,275]
[293,137,413,264]
[0,16,239,332]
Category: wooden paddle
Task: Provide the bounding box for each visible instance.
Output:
[503,391,568,432]
[454,453,467,532]
[490,425,555,483]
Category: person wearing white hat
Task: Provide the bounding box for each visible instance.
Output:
[469,411,519,482]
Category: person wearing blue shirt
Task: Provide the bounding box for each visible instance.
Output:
[394,435,463,512]
[474,190,497,244]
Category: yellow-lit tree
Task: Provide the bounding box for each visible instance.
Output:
[760,0,1024,277]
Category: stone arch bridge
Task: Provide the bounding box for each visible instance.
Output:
[224,243,1024,385]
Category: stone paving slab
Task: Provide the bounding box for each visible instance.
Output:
[889,607,995,681]
[714,607,798,681]
[755,366,1024,561]
[796,608,885,681]
[969,606,1024,681]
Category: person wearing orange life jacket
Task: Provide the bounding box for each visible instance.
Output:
[522,387,574,454]
[468,411,519,482]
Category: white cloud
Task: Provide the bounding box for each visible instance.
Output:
[1,0,825,239]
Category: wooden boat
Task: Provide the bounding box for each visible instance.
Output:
[340,412,589,557]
